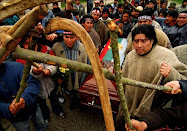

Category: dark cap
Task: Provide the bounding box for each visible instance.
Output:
[168,3,176,8]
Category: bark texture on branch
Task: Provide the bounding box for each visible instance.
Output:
[0,6,48,64]
[11,48,174,92]
[108,20,134,130]
[15,62,32,103]
[0,0,61,22]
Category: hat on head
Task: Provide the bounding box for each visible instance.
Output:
[136,6,143,12]
[168,3,176,8]
[63,31,74,35]
[94,0,100,4]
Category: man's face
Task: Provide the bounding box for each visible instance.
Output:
[102,12,109,19]
[183,1,187,6]
[75,0,80,5]
[53,4,58,8]
[118,7,124,13]
[168,7,175,11]
[92,12,100,21]
[177,14,187,26]
[122,13,129,22]
[162,2,167,9]
[23,38,30,49]
[131,11,139,18]
[138,19,152,25]
[63,35,77,48]
[82,20,93,32]
[158,12,165,18]
[114,0,118,4]
[95,3,100,7]
[148,2,155,8]
[165,15,175,25]
[133,33,153,55]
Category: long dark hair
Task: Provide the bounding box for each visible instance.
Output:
[132,24,158,46]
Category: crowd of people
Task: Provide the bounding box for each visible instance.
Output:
[0,0,187,130]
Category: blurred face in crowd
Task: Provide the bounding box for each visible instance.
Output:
[82,20,93,32]
[183,1,187,6]
[114,0,118,5]
[118,7,124,13]
[168,7,175,11]
[95,3,100,7]
[138,19,152,25]
[92,12,100,21]
[100,1,104,7]
[165,15,175,25]
[75,0,80,5]
[177,14,187,26]
[63,35,77,48]
[147,2,155,9]
[131,10,140,18]
[122,13,129,22]
[162,2,167,9]
[102,12,109,19]
[133,33,153,55]
[23,38,30,49]
[53,4,58,8]
[158,12,165,18]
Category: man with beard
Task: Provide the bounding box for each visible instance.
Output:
[91,7,109,49]
[160,10,178,45]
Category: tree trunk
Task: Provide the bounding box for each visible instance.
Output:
[0,0,61,21]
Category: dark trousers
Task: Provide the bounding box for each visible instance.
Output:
[38,87,63,120]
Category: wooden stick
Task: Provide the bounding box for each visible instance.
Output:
[108,20,134,130]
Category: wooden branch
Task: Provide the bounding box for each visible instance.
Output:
[0,0,62,22]
[0,6,48,64]
[126,0,140,12]
[11,48,176,92]
[108,20,134,130]
[15,61,32,103]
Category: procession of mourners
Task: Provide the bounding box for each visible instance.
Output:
[0,0,187,130]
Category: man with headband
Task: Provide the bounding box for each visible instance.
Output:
[171,11,187,47]
[91,7,109,49]
[125,9,172,56]
[81,14,101,52]
[52,31,89,109]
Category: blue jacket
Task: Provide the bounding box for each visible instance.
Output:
[0,62,40,121]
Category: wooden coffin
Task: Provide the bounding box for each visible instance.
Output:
[78,73,120,114]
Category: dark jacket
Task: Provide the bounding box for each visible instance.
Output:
[0,62,40,122]
[171,24,187,47]
[116,20,132,38]
[139,80,187,130]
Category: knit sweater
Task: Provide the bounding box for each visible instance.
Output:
[172,44,187,65]
[0,62,40,121]
[121,45,187,118]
